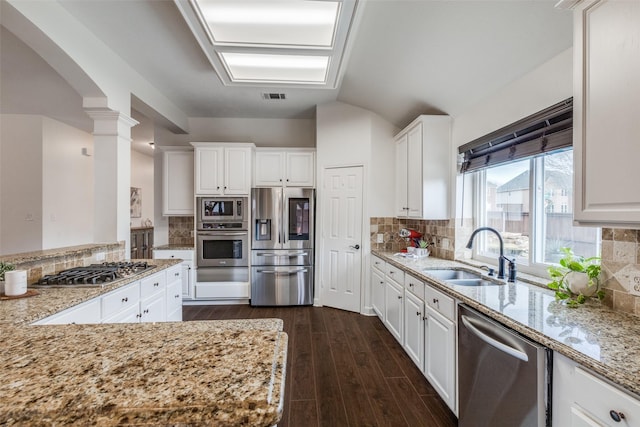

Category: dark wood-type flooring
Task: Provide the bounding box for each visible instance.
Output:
[183,305,458,427]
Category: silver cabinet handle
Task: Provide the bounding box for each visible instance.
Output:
[256,252,308,257]
[257,269,308,275]
[461,315,529,362]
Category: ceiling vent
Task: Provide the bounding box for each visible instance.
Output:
[262,93,287,100]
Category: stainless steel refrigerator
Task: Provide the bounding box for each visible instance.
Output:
[250,187,314,306]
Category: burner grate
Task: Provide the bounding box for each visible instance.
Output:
[34,262,155,287]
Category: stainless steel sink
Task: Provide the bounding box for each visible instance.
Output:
[446,278,503,287]
[423,269,504,286]
[423,269,482,281]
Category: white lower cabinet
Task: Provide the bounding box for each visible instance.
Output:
[424,282,457,414]
[371,264,385,320]
[153,250,194,300]
[403,290,424,369]
[424,303,457,413]
[384,278,404,343]
[33,266,183,325]
[33,298,102,325]
[554,352,640,427]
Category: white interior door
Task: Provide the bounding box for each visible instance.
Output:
[321,166,363,313]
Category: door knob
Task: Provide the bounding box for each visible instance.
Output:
[350,244,360,250]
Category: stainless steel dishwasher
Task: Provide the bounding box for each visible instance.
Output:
[458,304,551,427]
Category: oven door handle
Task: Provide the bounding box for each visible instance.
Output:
[461,314,529,362]
[256,252,308,257]
[256,268,308,275]
[197,232,247,236]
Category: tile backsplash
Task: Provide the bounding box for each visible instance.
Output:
[370,217,455,260]
[600,228,640,317]
[168,216,195,246]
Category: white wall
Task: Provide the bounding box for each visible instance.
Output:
[0,114,43,254]
[154,117,315,148]
[41,117,94,249]
[451,48,573,219]
[130,150,154,228]
[315,101,396,313]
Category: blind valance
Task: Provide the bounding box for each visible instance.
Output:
[459,98,573,173]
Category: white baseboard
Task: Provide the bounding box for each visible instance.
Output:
[183,299,250,306]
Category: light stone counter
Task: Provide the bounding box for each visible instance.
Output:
[0,261,286,426]
[373,250,640,398]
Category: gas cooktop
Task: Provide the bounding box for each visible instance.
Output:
[33,262,156,288]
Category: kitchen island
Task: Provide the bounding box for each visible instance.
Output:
[0,259,286,426]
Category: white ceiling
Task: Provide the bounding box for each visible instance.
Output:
[1,0,573,136]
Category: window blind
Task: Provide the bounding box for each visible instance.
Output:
[458,98,573,173]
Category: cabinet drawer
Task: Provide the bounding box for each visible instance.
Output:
[102,282,140,319]
[371,255,386,272]
[140,272,166,299]
[424,284,455,321]
[166,265,182,284]
[574,367,640,426]
[404,274,425,300]
[102,303,140,324]
[385,263,405,284]
[153,250,194,261]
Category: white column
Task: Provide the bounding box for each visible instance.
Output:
[86,110,138,258]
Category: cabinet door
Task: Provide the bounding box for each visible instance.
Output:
[286,151,315,187]
[33,298,101,325]
[371,267,385,320]
[403,291,424,369]
[102,303,141,324]
[195,147,224,195]
[425,305,456,413]
[163,150,194,215]
[395,133,409,217]
[224,147,252,195]
[254,150,284,186]
[406,122,423,218]
[182,261,193,299]
[573,0,640,225]
[384,279,404,343]
[166,279,183,321]
[141,292,166,323]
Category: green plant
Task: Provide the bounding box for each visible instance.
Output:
[0,261,16,281]
[418,240,433,249]
[547,247,603,307]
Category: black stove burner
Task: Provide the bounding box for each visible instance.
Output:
[34,261,155,287]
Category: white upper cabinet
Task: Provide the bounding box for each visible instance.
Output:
[395,115,451,220]
[573,0,640,226]
[162,149,194,216]
[254,148,315,187]
[192,143,254,195]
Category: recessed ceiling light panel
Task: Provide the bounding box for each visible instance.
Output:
[197,0,340,48]
[221,52,329,83]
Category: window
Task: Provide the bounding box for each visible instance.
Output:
[474,149,600,274]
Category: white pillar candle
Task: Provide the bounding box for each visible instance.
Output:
[5,270,27,296]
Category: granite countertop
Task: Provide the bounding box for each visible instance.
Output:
[373,250,640,398]
[0,262,286,426]
[0,243,122,265]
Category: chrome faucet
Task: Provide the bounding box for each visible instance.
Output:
[466,227,517,282]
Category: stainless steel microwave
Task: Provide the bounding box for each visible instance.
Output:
[197,197,246,228]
